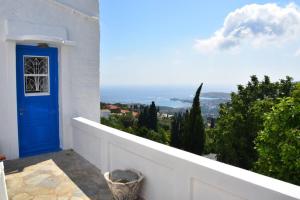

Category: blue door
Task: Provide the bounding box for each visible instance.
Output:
[16,45,60,157]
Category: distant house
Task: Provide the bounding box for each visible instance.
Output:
[105,105,121,113]
[158,113,173,119]
[100,109,111,119]
[121,110,139,118]
[120,109,129,114]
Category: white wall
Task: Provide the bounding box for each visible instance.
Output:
[55,0,99,17]
[72,117,300,200]
[0,0,100,159]
[0,162,8,200]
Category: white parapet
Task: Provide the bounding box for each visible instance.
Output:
[72,117,300,200]
[0,162,8,200]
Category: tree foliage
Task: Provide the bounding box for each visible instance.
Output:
[254,84,300,185]
[138,106,149,128]
[170,113,184,148]
[183,83,205,155]
[170,84,206,155]
[148,101,158,131]
[138,101,158,131]
[136,126,169,144]
[101,101,169,144]
[101,113,135,133]
[213,75,294,169]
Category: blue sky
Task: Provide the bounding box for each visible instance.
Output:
[100,0,300,91]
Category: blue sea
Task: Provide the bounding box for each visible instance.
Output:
[100,85,234,108]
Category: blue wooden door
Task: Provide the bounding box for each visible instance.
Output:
[16,45,60,157]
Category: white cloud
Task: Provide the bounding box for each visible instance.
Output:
[195,3,300,53]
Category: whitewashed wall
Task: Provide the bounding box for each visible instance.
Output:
[72,117,300,200]
[0,0,100,159]
[0,162,8,200]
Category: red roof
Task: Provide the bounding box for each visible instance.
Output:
[106,105,120,110]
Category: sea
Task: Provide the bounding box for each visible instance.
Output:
[100,85,233,108]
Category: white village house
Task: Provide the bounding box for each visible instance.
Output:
[100,109,111,119]
[0,0,300,199]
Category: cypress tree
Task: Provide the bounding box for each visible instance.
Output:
[170,113,182,148]
[182,109,190,150]
[138,106,148,128]
[138,102,158,131]
[184,83,205,155]
[148,101,158,131]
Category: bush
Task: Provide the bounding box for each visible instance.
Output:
[254,85,300,185]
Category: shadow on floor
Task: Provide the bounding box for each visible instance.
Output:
[4,149,112,200]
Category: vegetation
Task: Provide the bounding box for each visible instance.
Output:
[211,75,294,169]
[138,101,158,131]
[101,76,300,185]
[183,83,205,155]
[102,102,169,145]
[101,113,135,133]
[170,112,184,149]
[254,83,300,185]
[170,84,205,155]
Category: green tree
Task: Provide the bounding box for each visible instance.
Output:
[102,102,169,145]
[119,112,135,128]
[183,83,205,155]
[170,113,184,148]
[138,102,158,131]
[292,82,300,98]
[135,126,169,144]
[204,127,218,154]
[254,84,300,185]
[148,101,158,131]
[101,115,126,131]
[213,75,294,169]
[138,106,149,128]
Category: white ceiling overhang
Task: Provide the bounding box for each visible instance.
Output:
[4,20,76,46]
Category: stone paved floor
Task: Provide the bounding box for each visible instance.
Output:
[4,150,112,200]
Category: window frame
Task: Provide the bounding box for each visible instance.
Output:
[23,55,51,96]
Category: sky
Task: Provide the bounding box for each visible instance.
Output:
[100,0,300,91]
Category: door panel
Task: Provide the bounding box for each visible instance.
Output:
[16,45,60,157]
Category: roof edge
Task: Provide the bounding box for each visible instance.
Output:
[48,0,99,21]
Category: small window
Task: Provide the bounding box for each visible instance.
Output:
[24,56,50,96]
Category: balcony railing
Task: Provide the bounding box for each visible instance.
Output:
[72,117,300,200]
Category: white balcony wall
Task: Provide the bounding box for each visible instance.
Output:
[72,117,300,200]
[0,162,8,200]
